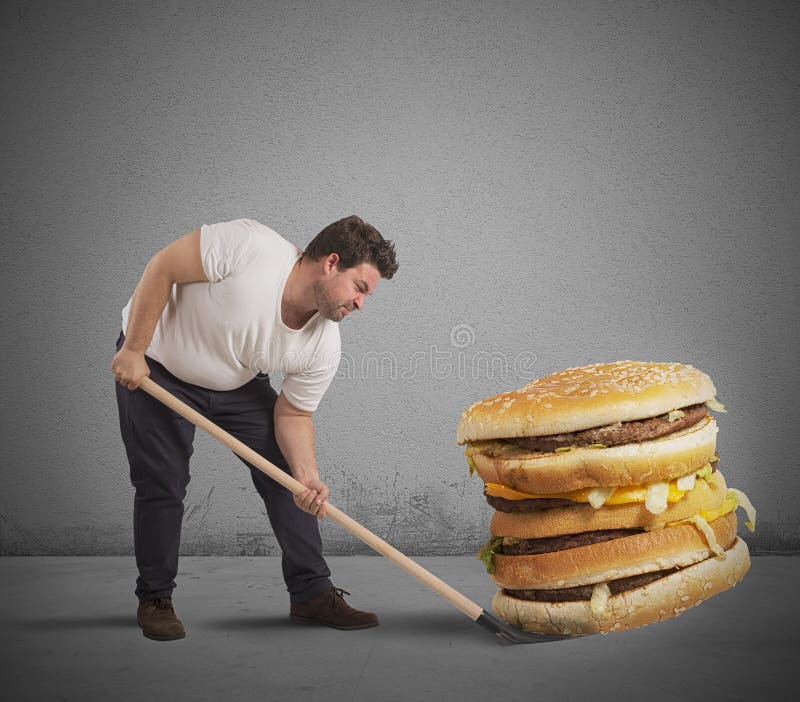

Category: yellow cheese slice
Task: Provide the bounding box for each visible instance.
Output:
[484,481,688,505]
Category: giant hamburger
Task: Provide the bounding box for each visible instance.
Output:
[457,361,755,635]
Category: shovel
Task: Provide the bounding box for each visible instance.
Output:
[138,376,572,645]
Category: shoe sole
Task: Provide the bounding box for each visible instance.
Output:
[290,614,379,631]
[141,630,186,641]
[138,622,186,641]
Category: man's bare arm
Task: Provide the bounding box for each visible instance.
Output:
[112,228,208,390]
[274,391,329,519]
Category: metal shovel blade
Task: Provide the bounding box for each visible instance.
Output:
[475,610,577,645]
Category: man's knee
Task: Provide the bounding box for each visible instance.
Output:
[131,463,191,502]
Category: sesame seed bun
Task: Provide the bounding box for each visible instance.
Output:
[491,536,750,635]
[456,361,717,444]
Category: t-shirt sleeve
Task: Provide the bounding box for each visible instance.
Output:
[200,218,261,282]
[280,328,341,412]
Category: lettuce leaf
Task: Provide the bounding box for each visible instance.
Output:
[476,536,503,574]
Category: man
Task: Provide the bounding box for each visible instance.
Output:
[111,215,398,641]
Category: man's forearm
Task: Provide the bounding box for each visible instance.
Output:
[123,259,175,353]
[274,412,319,483]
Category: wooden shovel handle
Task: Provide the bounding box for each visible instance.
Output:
[138,376,483,621]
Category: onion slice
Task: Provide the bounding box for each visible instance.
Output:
[645,481,670,515]
[590,582,611,616]
[587,487,616,509]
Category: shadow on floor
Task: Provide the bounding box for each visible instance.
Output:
[9,611,571,647]
[202,610,566,646]
[205,610,469,632]
[203,615,296,631]
[377,611,574,645]
[8,615,135,630]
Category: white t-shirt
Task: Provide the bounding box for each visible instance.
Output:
[120,218,341,412]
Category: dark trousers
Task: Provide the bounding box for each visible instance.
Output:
[114,331,332,604]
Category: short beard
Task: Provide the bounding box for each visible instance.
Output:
[313,280,349,322]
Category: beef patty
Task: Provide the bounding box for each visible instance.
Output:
[486,495,577,512]
[507,402,708,453]
[504,568,678,602]
[500,528,644,556]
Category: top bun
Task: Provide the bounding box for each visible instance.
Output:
[456,361,716,444]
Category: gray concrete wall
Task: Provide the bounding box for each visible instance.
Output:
[1,0,797,555]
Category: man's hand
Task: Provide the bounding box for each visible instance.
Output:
[111,347,150,391]
[294,477,329,519]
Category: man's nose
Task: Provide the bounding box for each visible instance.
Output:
[353,294,365,311]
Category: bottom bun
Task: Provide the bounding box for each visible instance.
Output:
[491,537,750,635]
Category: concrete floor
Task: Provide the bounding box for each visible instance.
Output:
[1,555,797,702]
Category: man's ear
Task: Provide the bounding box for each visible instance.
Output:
[323,252,340,273]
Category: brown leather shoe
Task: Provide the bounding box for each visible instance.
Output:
[137,597,186,641]
[290,587,379,630]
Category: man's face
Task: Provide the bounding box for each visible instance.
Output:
[314,254,381,322]
[313,259,381,322]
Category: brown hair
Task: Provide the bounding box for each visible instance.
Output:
[303,215,398,279]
